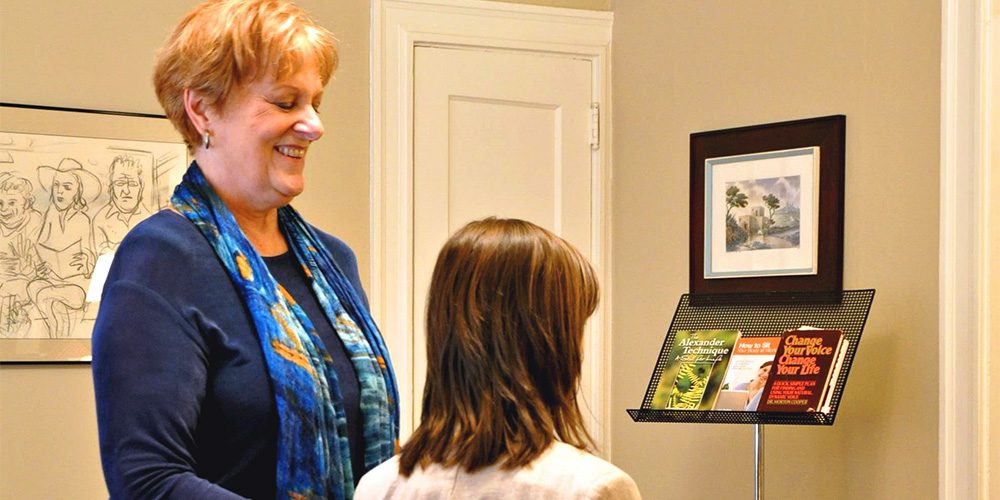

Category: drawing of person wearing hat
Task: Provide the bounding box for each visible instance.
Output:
[28,157,101,338]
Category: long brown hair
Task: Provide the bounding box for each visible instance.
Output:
[399,217,599,475]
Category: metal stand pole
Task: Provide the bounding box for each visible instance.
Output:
[754,423,764,500]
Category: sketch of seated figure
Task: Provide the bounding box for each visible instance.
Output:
[28,158,101,339]
[94,154,149,254]
[0,173,44,338]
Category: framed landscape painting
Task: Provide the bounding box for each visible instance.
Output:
[689,115,845,300]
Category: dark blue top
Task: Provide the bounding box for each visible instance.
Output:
[261,251,365,485]
[92,210,370,499]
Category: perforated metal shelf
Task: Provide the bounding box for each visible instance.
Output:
[627,289,875,426]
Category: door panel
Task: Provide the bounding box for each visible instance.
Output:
[412,45,594,423]
[448,97,557,227]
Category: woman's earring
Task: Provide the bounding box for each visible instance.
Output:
[202,130,212,150]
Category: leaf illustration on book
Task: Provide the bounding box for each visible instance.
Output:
[668,361,714,409]
[648,329,741,410]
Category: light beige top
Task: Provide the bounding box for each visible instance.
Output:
[355,441,641,499]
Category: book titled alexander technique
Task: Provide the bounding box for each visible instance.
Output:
[650,329,740,410]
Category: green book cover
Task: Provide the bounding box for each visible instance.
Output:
[650,329,741,410]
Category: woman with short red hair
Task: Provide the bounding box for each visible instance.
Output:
[92,2,398,498]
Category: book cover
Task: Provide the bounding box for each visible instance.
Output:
[649,329,740,410]
[714,336,780,411]
[757,328,846,413]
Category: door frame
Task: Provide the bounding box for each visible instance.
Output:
[940,0,991,497]
[371,0,614,452]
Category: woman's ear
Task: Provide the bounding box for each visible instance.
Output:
[183,88,211,136]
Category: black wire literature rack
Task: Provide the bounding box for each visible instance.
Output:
[627,289,874,426]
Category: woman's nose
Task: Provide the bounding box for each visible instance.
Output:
[294,107,324,142]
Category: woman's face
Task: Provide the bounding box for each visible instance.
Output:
[205,57,325,212]
[51,172,81,211]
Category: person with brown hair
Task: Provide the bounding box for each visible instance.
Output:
[355,218,640,499]
[91,1,397,498]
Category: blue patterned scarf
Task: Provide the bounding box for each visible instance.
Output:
[171,163,398,499]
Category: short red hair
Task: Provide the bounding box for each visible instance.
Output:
[153,0,338,151]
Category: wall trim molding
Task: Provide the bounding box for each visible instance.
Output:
[940,0,988,498]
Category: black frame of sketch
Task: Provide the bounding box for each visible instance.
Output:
[628,289,874,426]
[690,115,846,301]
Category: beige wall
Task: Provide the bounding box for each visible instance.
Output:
[611,1,940,498]
[1,0,943,498]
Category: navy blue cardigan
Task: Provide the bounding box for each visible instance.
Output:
[92,210,371,499]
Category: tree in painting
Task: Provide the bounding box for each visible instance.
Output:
[725,185,748,221]
[762,193,781,224]
[725,185,749,250]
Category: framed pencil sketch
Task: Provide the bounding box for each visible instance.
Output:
[0,103,187,363]
[690,115,845,298]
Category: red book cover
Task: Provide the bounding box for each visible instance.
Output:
[757,329,845,413]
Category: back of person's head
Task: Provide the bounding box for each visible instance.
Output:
[153,0,338,150]
[399,217,599,476]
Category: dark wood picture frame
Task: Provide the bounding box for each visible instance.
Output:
[690,115,845,299]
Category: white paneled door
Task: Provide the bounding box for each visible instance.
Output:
[373,0,612,450]
[412,44,595,425]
